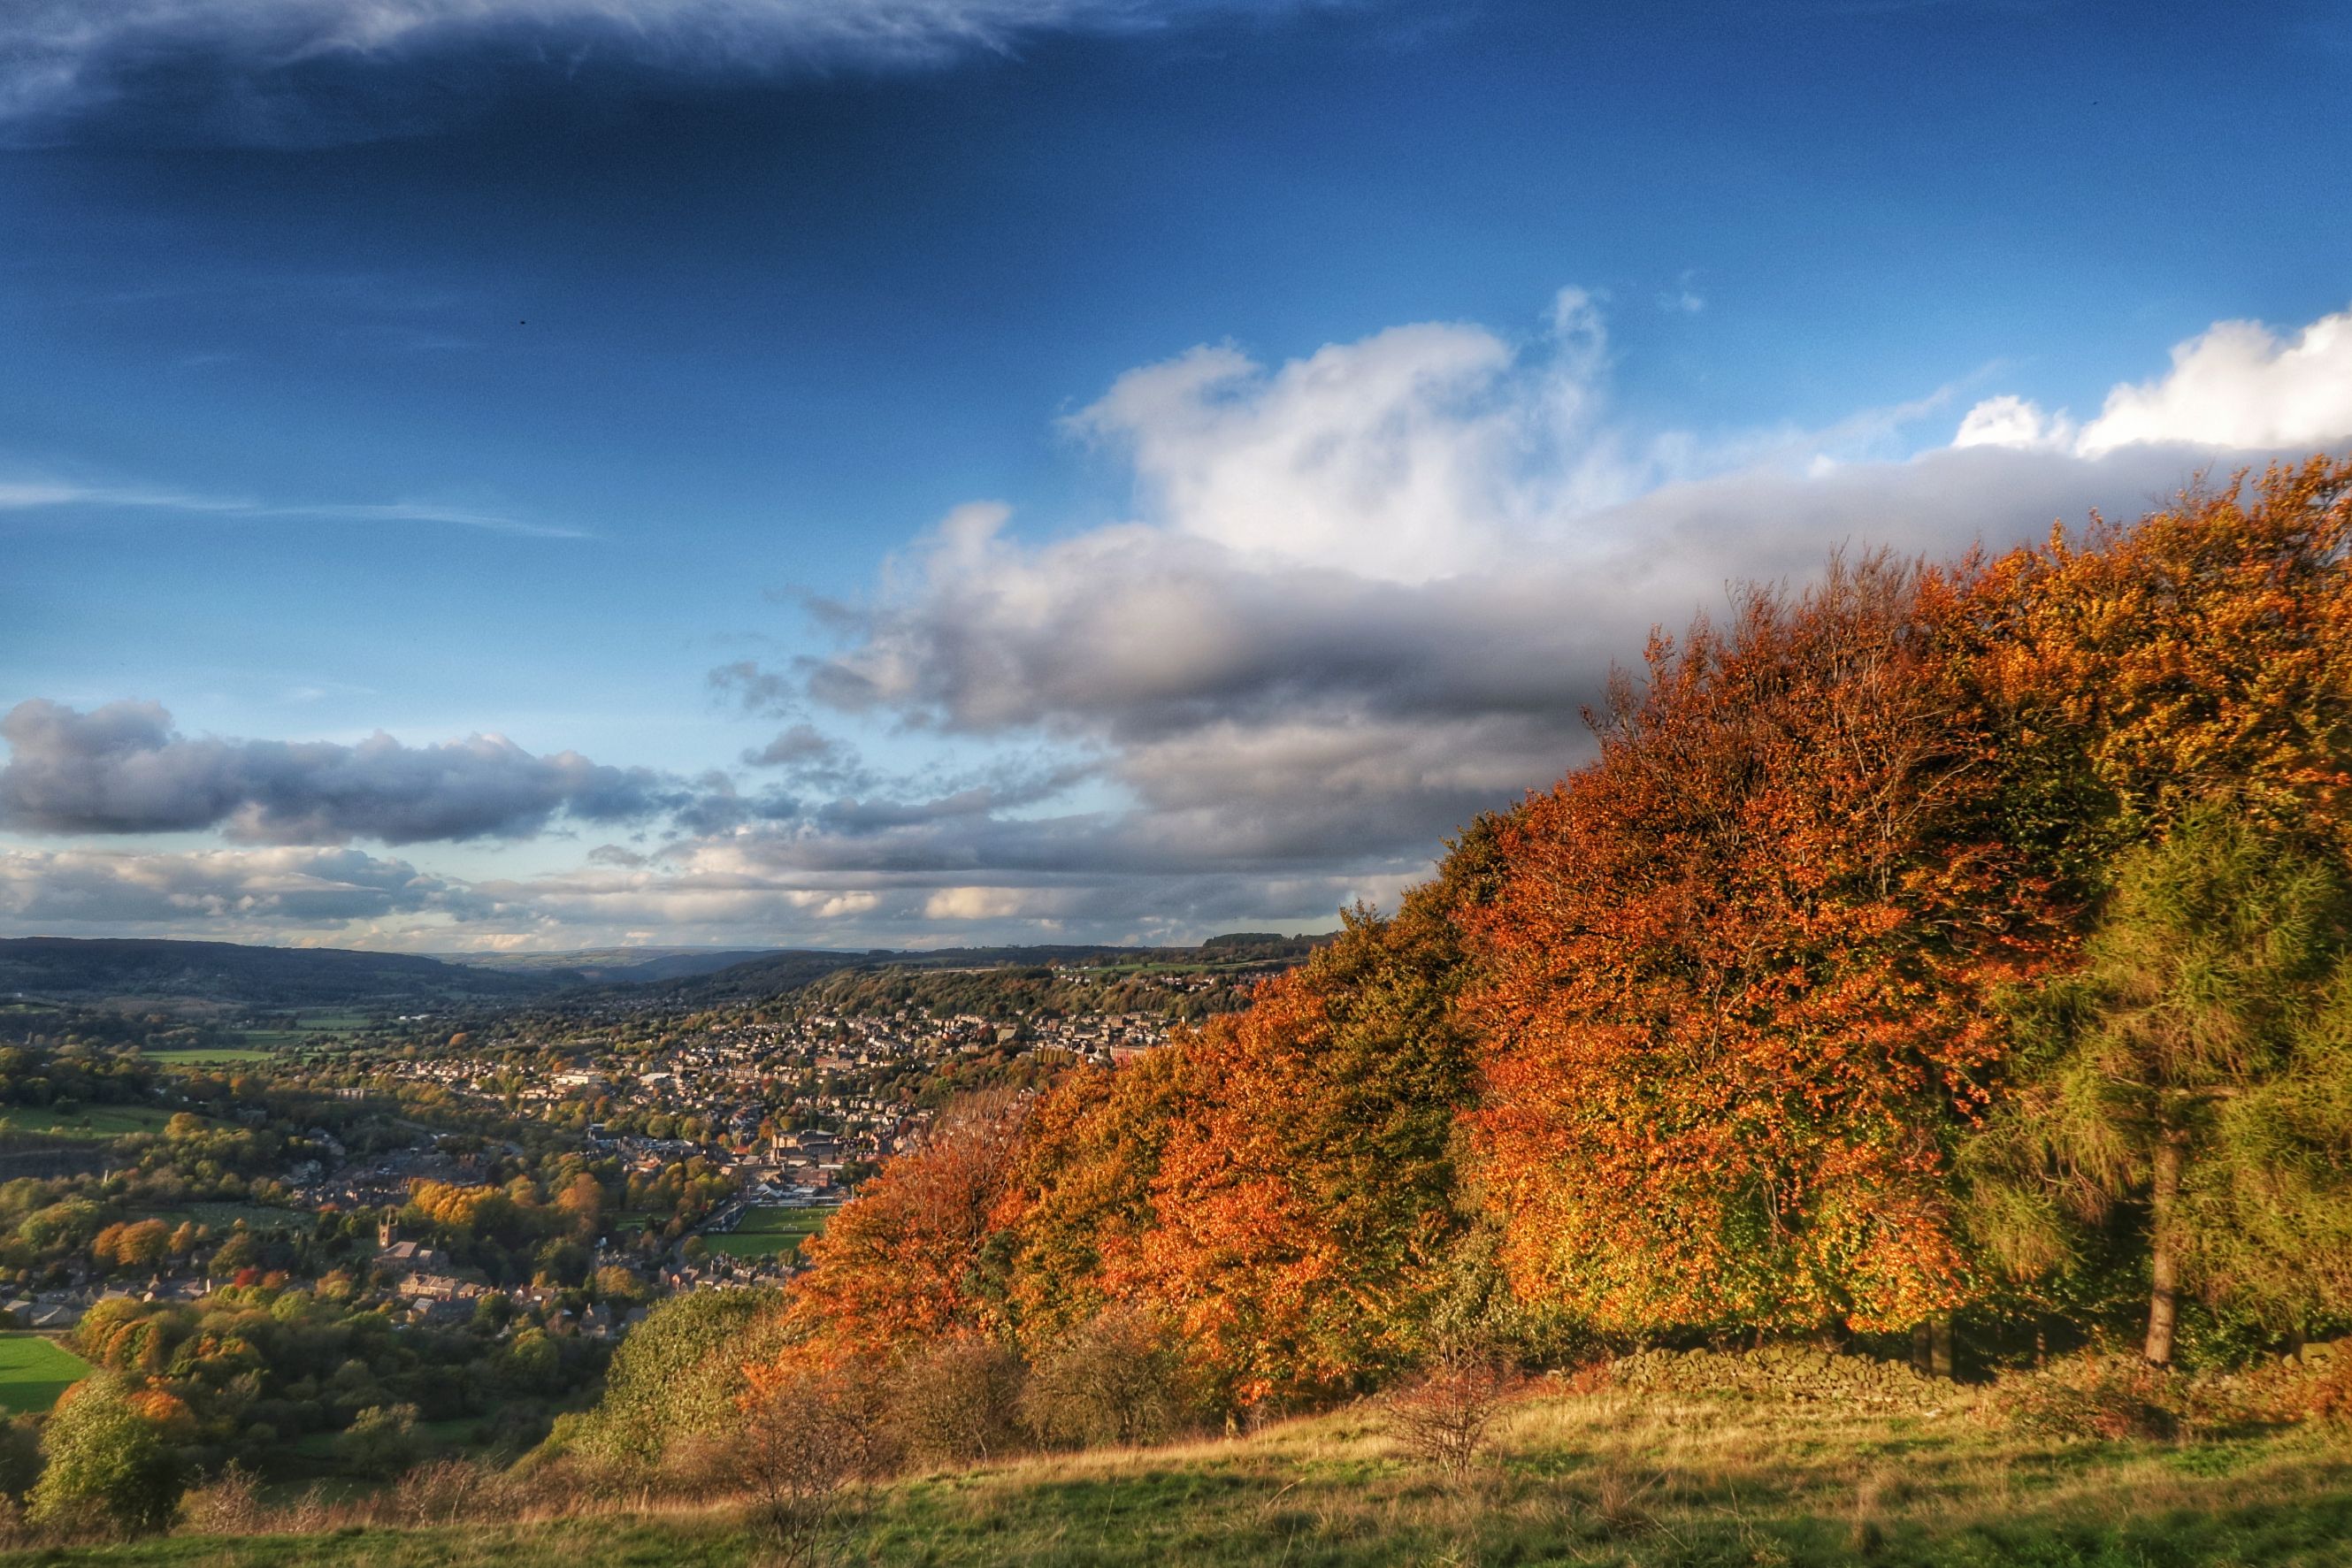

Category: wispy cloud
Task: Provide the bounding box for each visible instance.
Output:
[0,0,1314,142]
[0,476,587,538]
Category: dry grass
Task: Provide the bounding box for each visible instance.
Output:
[11,1387,2352,1565]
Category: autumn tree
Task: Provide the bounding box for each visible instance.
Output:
[997,848,1492,1410]
[779,1090,1030,1357]
[1965,455,2352,883]
[1467,555,2060,1336]
[1965,810,2352,1364]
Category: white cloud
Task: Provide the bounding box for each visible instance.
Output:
[0,473,582,538]
[1951,393,2074,452]
[1066,286,1667,584]
[1955,302,2352,458]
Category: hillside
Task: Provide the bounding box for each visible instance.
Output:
[0,937,563,1011]
[10,1384,2349,1565]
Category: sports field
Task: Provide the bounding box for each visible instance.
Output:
[0,1332,92,1414]
[0,1103,183,1139]
[702,1205,831,1259]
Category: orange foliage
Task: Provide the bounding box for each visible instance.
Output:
[997,884,1480,1407]
[1969,456,2352,860]
[1467,555,2061,1334]
[780,1090,1030,1358]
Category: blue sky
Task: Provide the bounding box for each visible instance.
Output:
[5,0,2351,951]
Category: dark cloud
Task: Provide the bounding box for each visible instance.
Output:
[0,845,495,930]
[0,699,678,845]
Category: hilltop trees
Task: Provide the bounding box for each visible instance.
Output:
[707,456,2352,1447]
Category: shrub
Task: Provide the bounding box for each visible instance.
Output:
[1990,1354,2188,1442]
[1020,1309,1188,1449]
[0,1417,40,1503]
[387,1458,507,1527]
[737,1366,876,1568]
[1385,1351,1512,1475]
[180,1464,264,1536]
[887,1338,1025,1465]
[563,1288,782,1470]
[336,1402,424,1477]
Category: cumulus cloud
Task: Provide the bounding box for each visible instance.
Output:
[1956,302,2352,458]
[1065,286,1668,583]
[0,0,1297,140]
[0,699,679,844]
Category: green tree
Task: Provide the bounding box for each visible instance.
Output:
[335,1403,423,1477]
[25,1375,184,1538]
[1966,810,2352,1364]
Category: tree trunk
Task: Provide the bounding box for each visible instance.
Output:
[2144,1129,2187,1365]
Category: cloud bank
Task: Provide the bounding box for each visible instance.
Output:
[10,294,2351,949]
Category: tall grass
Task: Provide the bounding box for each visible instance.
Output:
[11,1386,2352,1566]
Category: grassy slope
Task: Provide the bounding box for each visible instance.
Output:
[0,1333,94,1415]
[11,1390,2352,1566]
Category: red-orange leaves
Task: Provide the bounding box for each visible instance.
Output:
[1970,456,2352,865]
[783,1090,1029,1357]
[1467,556,2057,1335]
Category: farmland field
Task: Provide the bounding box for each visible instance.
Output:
[144,1045,278,1063]
[703,1205,831,1259]
[0,1333,92,1414]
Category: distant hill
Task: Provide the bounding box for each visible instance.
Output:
[0,937,561,1011]
[0,930,1343,1014]
[440,947,784,985]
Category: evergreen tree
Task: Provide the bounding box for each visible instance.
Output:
[1967,809,2352,1363]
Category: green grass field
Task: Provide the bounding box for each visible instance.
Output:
[0,1103,184,1140]
[10,1389,2352,1566]
[142,1201,316,1233]
[701,1205,831,1259]
[0,1333,92,1415]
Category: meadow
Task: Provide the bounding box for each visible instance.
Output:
[0,1334,93,1416]
[702,1205,831,1260]
[9,1388,2350,1565]
[140,1046,276,1064]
